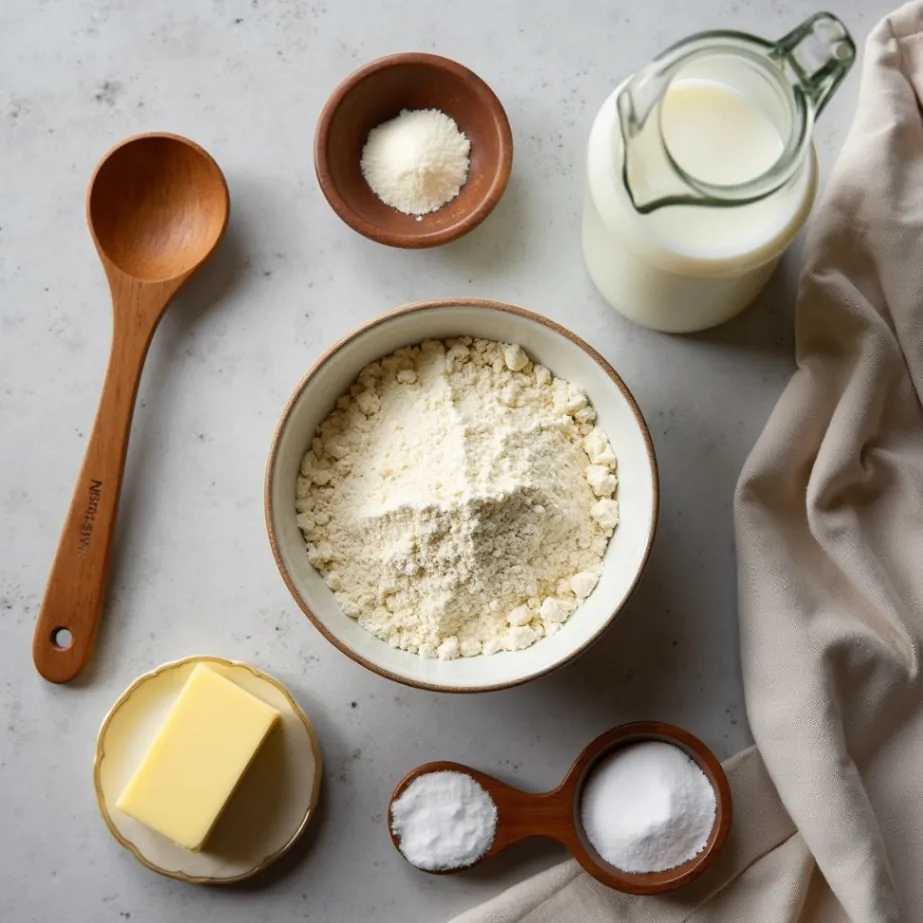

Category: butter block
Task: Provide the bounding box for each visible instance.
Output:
[116,663,281,851]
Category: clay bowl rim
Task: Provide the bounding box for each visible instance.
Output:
[314,52,514,249]
[263,297,660,694]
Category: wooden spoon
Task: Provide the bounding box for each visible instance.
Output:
[388,721,732,895]
[33,133,230,684]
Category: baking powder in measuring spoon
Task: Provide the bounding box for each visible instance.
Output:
[579,741,717,873]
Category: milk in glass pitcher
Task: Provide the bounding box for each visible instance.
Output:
[582,13,855,333]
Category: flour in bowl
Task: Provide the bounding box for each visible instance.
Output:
[295,337,618,659]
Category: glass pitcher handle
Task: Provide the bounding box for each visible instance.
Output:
[771,12,856,117]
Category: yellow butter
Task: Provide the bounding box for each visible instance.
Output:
[116,663,281,851]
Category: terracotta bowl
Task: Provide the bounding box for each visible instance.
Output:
[314,53,513,248]
[265,299,659,693]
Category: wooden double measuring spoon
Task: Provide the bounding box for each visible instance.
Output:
[32,133,230,684]
[389,721,732,895]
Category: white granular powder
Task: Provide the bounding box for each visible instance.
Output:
[580,742,717,873]
[360,108,470,216]
[296,337,619,658]
[390,771,498,871]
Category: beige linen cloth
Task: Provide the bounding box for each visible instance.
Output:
[453,4,923,921]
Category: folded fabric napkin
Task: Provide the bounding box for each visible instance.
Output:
[452,3,923,920]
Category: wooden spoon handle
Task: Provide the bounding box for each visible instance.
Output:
[486,783,576,856]
[33,312,157,683]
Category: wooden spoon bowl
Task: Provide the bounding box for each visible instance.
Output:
[89,135,229,281]
[388,721,731,895]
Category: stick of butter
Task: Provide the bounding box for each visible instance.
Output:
[116,663,281,851]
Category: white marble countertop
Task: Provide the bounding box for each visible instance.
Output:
[0,0,895,920]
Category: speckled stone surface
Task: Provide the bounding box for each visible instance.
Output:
[0,1,894,920]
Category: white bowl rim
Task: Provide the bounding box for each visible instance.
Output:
[264,298,659,693]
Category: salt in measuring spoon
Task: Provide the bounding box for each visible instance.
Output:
[388,721,732,895]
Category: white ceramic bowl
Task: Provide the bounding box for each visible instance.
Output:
[265,299,658,692]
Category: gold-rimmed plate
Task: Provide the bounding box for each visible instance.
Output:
[94,656,322,884]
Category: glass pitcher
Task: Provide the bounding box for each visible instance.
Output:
[582,13,856,333]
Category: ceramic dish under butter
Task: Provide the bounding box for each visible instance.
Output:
[94,656,322,884]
